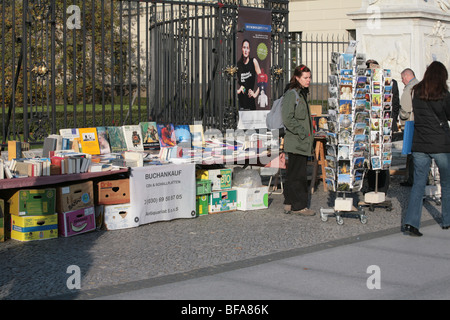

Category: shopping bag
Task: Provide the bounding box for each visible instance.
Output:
[402,121,414,155]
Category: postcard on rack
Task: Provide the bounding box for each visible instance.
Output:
[326,144,336,157]
[353,156,365,170]
[325,178,336,192]
[382,159,391,170]
[326,132,337,146]
[371,156,382,170]
[338,144,350,160]
[371,144,381,157]
[353,122,366,135]
[337,174,351,192]
[339,101,352,115]
[328,98,338,110]
[340,84,353,101]
[338,159,351,174]
[340,53,354,69]
[325,155,336,169]
[339,129,352,145]
[325,167,336,180]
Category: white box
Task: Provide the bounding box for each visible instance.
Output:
[100,203,139,230]
[235,186,269,211]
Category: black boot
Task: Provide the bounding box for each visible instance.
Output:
[404,224,423,237]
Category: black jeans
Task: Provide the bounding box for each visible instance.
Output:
[284,152,309,211]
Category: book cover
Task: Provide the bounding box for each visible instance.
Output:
[59,128,80,141]
[47,134,63,151]
[7,141,22,161]
[106,126,127,153]
[96,126,111,155]
[157,124,177,148]
[189,124,204,148]
[140,122,160,150]
[78,127,101,155]
[174,124,192,148]
[42,136,57,158]
[122,125,144,152]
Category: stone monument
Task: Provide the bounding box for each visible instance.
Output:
[348,0,450,89]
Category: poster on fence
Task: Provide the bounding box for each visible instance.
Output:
[236,7,272,128]
[129,163,196,225]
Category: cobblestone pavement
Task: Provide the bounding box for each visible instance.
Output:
[0,149,444,300]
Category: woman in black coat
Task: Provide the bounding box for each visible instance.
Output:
[403,61,450,237]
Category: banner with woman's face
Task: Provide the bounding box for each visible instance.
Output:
[236,7,272,111]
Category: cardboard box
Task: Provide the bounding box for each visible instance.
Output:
[8,188,56,216]
[196,169,232,191]
[58,206,96,237]
[10,214,58,241]
[97,179,130,205]
[309,105,322,116]
[209,189,237,214]
[0,199,4,242]
[100,203,139,230]
[56,181,94,213]
[196,195,209,216]
[235,186,269,211]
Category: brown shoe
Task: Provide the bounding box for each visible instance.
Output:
[284,205,291,214]
[291,208,316,216]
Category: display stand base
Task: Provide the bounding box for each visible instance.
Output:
[359,192,392,212]
[364,191,385,203]
[334,197,353,211]
[320,196,367,225]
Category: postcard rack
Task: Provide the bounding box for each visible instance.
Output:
[320,43,394,224]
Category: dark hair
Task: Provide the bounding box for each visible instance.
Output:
[365,59,379,68]
[288,64,311,90]
[240,39,251,62]
[414,61,448,101]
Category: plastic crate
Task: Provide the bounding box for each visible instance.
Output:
[196,179,212,195]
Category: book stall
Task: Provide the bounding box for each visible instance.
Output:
[0,122,275,242]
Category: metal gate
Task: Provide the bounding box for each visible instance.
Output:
[0,0,289,148]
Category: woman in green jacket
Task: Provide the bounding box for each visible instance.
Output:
[282,65,315,216]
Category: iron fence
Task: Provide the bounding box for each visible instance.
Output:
[289,32,351,108]
[1,0,349,149]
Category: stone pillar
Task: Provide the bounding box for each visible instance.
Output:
[348,0,450,89]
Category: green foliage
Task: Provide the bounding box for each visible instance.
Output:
[1,1,141,107]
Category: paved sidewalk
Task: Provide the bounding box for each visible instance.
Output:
[1,144,447,300]
[93,222,450,300]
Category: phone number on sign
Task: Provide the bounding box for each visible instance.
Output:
[144,194,183,205]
